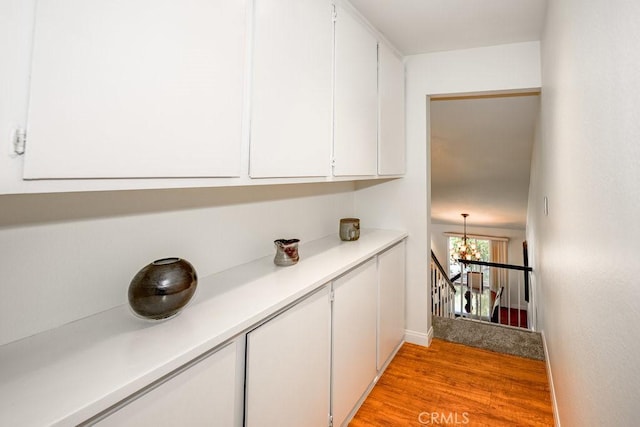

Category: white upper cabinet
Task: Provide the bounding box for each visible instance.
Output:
[249,0,334,178]
[7,0,404,193]
[378,43,406,176]
[333,6,378,177]
[24,0,247,179]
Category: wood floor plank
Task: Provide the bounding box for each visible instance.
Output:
[350,339,554,426]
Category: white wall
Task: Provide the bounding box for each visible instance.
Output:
[430,223,527,309]
[355,41,541,344]
[528,0,640,424]
[0,184,355,346]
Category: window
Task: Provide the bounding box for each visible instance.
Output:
[448,236,490,287]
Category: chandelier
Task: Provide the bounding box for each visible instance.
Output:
[451,213,482,263]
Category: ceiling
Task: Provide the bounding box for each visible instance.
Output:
[348,0,548,55]
[349,0,547,230]
[430,94,539,229]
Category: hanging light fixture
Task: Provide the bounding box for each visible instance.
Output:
[451,213,482,263]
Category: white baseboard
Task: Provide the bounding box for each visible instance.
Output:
[541,330,561,426]
[404,328,432,347]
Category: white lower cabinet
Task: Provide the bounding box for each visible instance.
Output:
[96,341,240,426]
[332,259,378,426]
[94,241,404,427]
[377,241,406,370]
[245,286,331,427]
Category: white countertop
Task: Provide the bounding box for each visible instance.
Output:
[0,229,407,426]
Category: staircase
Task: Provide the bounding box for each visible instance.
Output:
[430,247,533,330]
[432,317,544,360]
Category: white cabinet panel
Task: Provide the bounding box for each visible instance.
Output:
[96,342,239,426]
[332,258,377,426]
[377,241,406,370]
[246,287,331,427]
[249,0,333,178]
[25,0,246,179]
[378,43,406,176]
[333,6,378,177]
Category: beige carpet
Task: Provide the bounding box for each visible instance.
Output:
[432,316,545,360]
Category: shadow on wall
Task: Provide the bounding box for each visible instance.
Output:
[0,181,356,228]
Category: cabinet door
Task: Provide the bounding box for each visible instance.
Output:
[96,342,239,426]
[332,259,377,426]
[245,287,331,427]
[25,0,246,179]
[378,241,406,370]
[249,0,333,178]
[333,6,378,177]
[378,43,406,176]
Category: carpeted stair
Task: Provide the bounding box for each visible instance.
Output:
[432,316,545,361]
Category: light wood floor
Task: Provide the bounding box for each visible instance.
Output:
[350,339,554,426]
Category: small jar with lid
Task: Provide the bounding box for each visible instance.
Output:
[339,218,360,241]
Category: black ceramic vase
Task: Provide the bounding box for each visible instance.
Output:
[128,257,198,320]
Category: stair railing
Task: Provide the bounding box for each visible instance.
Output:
[456,257,533,329]
[430,250,457,319]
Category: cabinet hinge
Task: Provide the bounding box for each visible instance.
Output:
[330,157,336,168]
[13,128,26,155]
[329,290,335,302]
[329,414,334,427]
[331,5,337,23]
